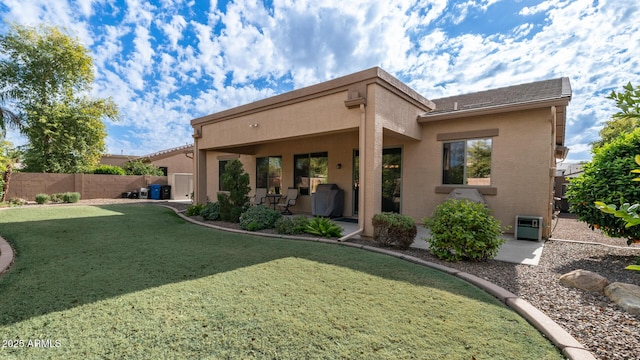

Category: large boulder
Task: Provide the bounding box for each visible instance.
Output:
[605,282,640,316]
[559,269,609,293]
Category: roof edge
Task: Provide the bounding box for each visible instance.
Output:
[191,67,434,126]
[418,97,570,122]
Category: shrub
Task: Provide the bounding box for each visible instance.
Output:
[50,193,64,203]
[186,203,205,216]
[239,205,281,231]
[201,202,220,221]
[568,129,640,241]
[276,216,310,235]
[91,165,126,175]
[62,192,81,203]
[423,199,505,262]
[372,212,417,249]
[123,160,165,176]
[35,193,50,204]
[305,217,343,238]
[8,197,26,206]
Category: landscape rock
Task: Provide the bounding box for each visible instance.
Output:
[558,269,609,293]
[605,282,640,316]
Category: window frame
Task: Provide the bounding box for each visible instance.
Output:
[294,152,328,196]
[256,156,282,194]
[442,137,493,186]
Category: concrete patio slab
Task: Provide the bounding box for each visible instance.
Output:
[335,220,545,266]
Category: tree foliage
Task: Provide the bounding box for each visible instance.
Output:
[467,139,492,178]
[217,159,250,222]
[123,160,164,176]
[591,82,640,149]
[567,129,640,241]
[0,23,118,173]
[0,137,21,202]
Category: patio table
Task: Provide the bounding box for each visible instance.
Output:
[266,194,282,210]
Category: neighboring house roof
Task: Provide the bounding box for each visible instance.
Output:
[418,77,572,146]
[139,143,194,161]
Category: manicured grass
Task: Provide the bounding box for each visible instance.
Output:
[0,205,562,359]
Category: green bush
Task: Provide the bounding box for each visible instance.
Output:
[186,203,205,216]
[123,160,165,176]
[372,212,417,249]
[8,197,26,206]
[305,217,343,238]
[91,165,126,175]
[35,193,50,204]
[568,129,640,241]
[423,199,505,262]
[49,192,81,203]
[276,216,310,235]
[201,202,220,221]
[62,192,81,203]
[50,193,64,203]
[239,205,281,231]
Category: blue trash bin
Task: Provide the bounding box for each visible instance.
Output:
[149,184,162,200]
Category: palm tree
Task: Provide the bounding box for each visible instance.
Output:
[0,105,22,135]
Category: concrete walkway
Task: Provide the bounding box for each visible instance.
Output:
[336,220,545,265]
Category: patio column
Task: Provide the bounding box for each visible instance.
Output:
[194,147,208,205]
[361,105,383,237]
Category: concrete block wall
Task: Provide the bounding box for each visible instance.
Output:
[6,173,168,201]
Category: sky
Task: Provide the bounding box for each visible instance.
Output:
[0,0,638,163]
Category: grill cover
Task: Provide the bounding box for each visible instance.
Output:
[446,188,486,204]
[312,184,345,217]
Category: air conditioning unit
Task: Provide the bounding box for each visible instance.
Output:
[515,215,543,241]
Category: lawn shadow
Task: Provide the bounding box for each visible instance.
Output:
[0,204,511,326]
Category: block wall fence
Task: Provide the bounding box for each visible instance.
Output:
[6,173,168,201]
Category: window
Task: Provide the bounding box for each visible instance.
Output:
[294,152,328,195]
[158,166,168,176]
[218,160,229,191]
[443,138,491,185]
[256,156,282,194]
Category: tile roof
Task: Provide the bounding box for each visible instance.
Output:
[140,143,194,160]
[426,77,572,115]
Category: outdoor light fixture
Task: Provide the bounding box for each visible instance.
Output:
[249,123,259,128]
[336,163,342,169]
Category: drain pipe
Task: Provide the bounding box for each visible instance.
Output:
[339,103,366,241]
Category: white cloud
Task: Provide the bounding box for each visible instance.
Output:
[159,15,188,49]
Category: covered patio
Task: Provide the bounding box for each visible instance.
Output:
[191,68,434,237]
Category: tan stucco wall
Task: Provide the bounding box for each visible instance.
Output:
[402,108,554,235]
[150,152,193,175]
[205,132,359,215]
[197,91,360,150]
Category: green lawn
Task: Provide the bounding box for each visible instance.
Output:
[0,205,562,359]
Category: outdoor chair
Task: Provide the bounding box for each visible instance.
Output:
[252,188,268,206]
[277,188,298,215]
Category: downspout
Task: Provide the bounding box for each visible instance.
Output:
[547,106,557,239]
[339,102,366,241]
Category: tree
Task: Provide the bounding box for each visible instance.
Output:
[591,82,640,149]
[0,24,118,173]
[467,139,491,179]
[217,159,250,222]
[0,138,21,202]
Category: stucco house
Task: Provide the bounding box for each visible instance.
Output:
[101,143,194,200]
[190,67,571,239]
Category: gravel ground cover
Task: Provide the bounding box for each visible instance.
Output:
[27,200,640,359]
